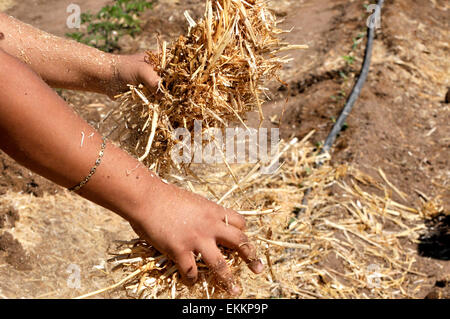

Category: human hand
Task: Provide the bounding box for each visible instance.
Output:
[106,52,161,98]
[130,182,264,295]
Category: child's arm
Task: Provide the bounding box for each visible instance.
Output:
[0,49,263,294]
[0,12,159,97]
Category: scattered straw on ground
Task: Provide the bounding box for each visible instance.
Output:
[0,0,15,12]
[76,133,443,299]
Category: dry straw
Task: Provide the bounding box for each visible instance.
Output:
[75,0,440,299]
[114,0,306,174]
[76,135,442,299]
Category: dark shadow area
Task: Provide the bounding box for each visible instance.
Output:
[418,213,450,261]
[425,278,450,299]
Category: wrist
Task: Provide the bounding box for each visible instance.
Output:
[105,53,124,97]
[102,54,135,98]
[114,165,166,225]
[81,52,122,97]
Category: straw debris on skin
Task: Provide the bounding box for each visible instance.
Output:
[115,0,306,174]
[76,135,443,299]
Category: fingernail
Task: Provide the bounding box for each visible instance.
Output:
[231,284,241,296]
[249,259,264,274]
[250,259,264,274]
[185,275,197,286]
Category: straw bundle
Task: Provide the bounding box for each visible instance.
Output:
[115,0,306,173]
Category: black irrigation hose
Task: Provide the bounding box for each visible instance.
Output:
[297,0,384,216]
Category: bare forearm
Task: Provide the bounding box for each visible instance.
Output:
[0,48,158,222]
[0,47,263,293]
[0,12,118,94]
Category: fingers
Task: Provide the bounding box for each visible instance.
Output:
[216,225,264,274]
[175,252,198,286]
[222,208,246,230]
[200,242,241,295]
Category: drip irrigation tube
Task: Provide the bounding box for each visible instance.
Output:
[298,0,384,215]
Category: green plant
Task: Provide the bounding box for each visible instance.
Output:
[352,32,365,50]
[338,70,348,80]
[342,122,349,131]
[342,54,355,65]
[66,0,154,52]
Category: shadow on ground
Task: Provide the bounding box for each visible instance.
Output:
[418,214,450,261]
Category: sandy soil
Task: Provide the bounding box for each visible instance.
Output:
[0,0,448,298]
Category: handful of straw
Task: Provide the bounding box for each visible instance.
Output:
[115,0,306,174]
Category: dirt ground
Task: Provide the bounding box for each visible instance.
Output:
[0,0,448,298]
